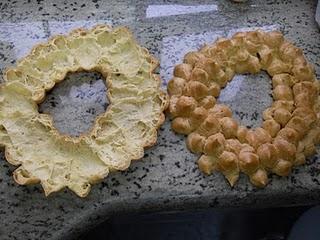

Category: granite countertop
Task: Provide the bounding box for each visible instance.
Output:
[0,0,320,239]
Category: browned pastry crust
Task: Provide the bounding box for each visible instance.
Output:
[168,30,320,188]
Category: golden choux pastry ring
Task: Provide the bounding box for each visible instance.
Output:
[168,30,320,187]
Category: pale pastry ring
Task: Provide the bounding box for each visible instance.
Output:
[0,25,168,197]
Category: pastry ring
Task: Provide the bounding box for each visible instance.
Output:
[168,30,320,187]
[0,25,168,197]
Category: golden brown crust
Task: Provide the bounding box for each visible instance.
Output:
[197,155,216,175]
[0,25,168,197]
[257,143,279,169]
[174,63,193,80]
[250,168,269,188]
[167,30,320,188]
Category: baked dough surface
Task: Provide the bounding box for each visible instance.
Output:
[168,30,320,187]
[0,25,168,197]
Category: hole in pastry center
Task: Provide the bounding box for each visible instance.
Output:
[218,72,273,129]
[38,71,109,136]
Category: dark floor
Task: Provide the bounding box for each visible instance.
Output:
[81,206,312,240]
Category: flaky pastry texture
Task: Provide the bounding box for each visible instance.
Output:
[168,30,320,187]
[0,25,168,197]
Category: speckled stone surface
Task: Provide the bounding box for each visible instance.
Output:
[0,1,320,239]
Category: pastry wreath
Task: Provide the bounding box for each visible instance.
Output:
[168,30,320,187]
[0,25,168,197]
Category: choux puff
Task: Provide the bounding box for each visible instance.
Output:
[190,67,210,86]
[167,77,186,97]
[203,132,226,156]
[273,85,293,101]
[196,58,233,87]
[273,108,292,126]
[187,112,218,153]
[232,48,261,74]
[286,116,308,139]
[257,139,293,178]
[225,138,243,155]
[271,138,296,176]
[245,128,272,150]
[258,45,274,69]
[197,155,216,175]
[237,126,249,143]
[292,57,315,82]
[208,104,232,118]
[272,100,295,112]
[262,31,284,49]
[197,132,226,174]
[219,139,242,186]
[262,119,281,137]
[183,80,209,100]
[266,57,291,76]
[292,107,317,128]
[272,73,295,88]
[257,143,279,169]
[173,63,193,80]
[171,96,197,134]
[200,41,229,67]
[183,51,206,67]
[238,145,268,187]
[216,151,239,186]
[276,127,300,145]
[219,117,238,139]
[279,41,303,64]
[295,125,320,166]
[293,81,318,108]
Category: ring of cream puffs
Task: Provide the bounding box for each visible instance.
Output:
[168,30,320,187]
